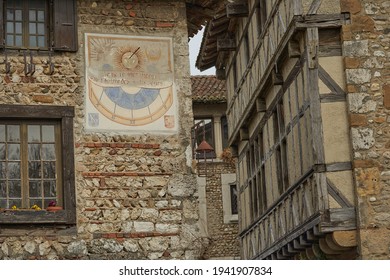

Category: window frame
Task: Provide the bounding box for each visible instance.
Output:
[0,0,78,52]
[4,0,50,49]
[221,173,238,223]
[193,117,216,160]
[0,105,75,224]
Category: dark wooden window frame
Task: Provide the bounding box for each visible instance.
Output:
[0,0,78,51]
[192,117,217,160]
[230,183,238,215]
[0,105,76,224]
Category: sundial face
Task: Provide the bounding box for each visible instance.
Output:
[85,34,176,131]
[121,50,139,69]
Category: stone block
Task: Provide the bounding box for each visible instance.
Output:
[351,128,375,150]
[355,167,381,196]
[67,240,87,255]
[344,57,360,69]
[350,114,368,126]
[134,221,154,232]
[348,93,377,113]
[343,40,369,57]
[350,15,376,32]
[340,0,362,14]
[346,69,371,84]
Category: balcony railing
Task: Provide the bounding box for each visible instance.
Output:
[240,169,327,259]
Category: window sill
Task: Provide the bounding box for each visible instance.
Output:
[0,209,69,224]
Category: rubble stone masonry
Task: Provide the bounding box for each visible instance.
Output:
[0,1,205,259]
[342,0,390,259]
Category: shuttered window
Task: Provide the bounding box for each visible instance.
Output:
[0,0,77,51]
[0,105,76,225]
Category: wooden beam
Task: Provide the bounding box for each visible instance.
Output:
[272,69,284,85]
[288,39,301,58]
[320,208,357,233]
[332,230,357,248]
[240,128,249,141]
[216,68,226,80]
[217,38,236,51]
[307,0,323,15]
[226,2,249,18]
[256,98,266,112]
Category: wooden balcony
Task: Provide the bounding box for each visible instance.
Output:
[240,170,357,259]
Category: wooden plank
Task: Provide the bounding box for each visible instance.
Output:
[320,208,357,232]
[293,0,303,15]
[217,38,236,51]
[62,116,76,224]
[0,105,74,118]
[327,178,353,208]
[307,0,323,15]
[0,210,68,224]
[320,94,346,103]
[319,66,345,95]
[296,14,347,28]
[226,2,249,18]
[306,28,325,165]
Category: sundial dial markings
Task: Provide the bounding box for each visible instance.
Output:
[147,105,152,120]
[158,92,167,109]
[97,87,105,107]
[112,103,117,120]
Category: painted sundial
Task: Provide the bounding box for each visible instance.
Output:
[85,34,176,131]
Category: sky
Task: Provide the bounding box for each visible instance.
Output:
[188,27,216,76]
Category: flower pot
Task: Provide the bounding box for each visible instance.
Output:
[46,206,63,212]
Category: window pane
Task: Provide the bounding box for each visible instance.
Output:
[37,23,45,35]
[7,125,20,142]
[29,36,37,48]
[6,9,14,21]
[29,23,37,34]
[43,162,56,178]
[6,35,14,46]
[0,199,6,209]
[29,10,36,21]
[6,22,14,33]
[0,181,6,197]
[28,162,41,179]
[38,11,45,22]
[38,36,45,47]
[29,181,42,197]
[8,144,20,160]
[15,23,22,34]
[8,162,21,179]
[28,125,41,142]
[42,144,55,160]
[15,36,22,46]
[9,181,21,198]
[15,10,22,21]
[9,199,22,209]
[43,181,56,197]
[0,125,5,141]
[42,126,55,142]
[29,199,42,208]
[0,144,5,160]
[28,144,41,160]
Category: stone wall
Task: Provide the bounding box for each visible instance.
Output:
[0,0,205,260]
[198,162,240,259]
[341,0,390,259]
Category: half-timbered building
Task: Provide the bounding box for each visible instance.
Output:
[197,0,390,259]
